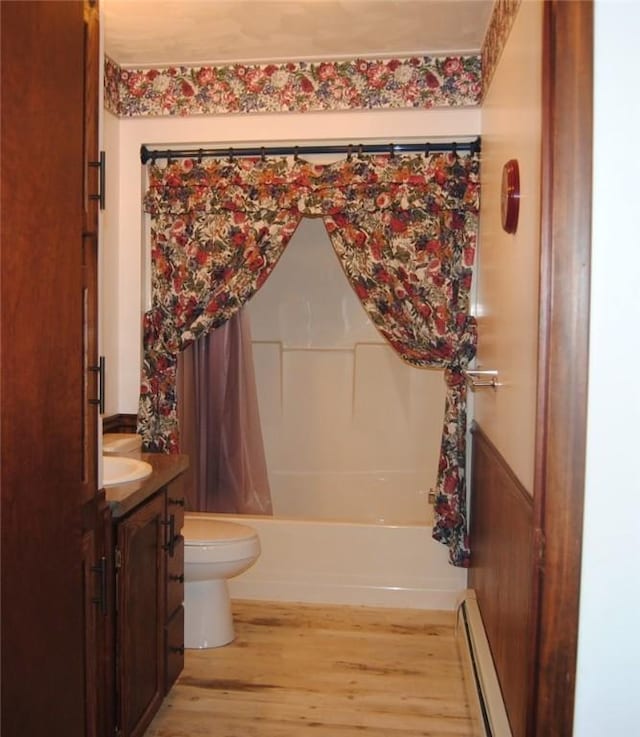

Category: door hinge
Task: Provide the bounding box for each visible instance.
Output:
[114,547,122,570]
[534,527,546,570]
[90,555,107,616]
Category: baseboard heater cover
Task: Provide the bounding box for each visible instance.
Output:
[456,591,513,737]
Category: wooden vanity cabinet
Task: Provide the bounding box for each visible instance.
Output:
[113,480,185,737]
[165,488,186,693]
[115,492,165,737]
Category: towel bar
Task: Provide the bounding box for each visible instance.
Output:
[463,369,500,391]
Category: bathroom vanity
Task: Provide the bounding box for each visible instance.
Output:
[105,452,189,737]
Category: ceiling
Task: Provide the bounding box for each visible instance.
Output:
[102,0,494,68]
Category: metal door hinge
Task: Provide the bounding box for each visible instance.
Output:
[114,547,122,570]
[534,527,546,570]
[90,555,107,616]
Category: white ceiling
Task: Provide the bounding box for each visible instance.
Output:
[102,0,494,68]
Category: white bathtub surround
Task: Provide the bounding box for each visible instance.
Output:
[235,216,468,604]
[219,515,466,610]
[265,469,434,524]
[248,217,447,526]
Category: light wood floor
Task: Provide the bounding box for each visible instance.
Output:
[146,600,478,737]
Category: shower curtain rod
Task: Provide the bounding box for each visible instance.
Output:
[140,137,481,164]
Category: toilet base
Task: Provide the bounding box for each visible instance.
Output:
[184,578,235,649]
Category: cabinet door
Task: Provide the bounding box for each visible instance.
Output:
[82,499,113,737]
[116,493,166,737]
[0,3,87,736]
[165,606,185,694]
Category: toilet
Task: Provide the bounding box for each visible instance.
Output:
[183,513,261,648]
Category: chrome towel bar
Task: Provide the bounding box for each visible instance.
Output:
[463,369,501,391]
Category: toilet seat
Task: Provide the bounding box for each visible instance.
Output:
[184,519,258,545]
[183,518,260,564]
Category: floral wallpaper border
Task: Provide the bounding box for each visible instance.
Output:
[104,2,522,118]
[104,54,482,117]
[481,0,523,96]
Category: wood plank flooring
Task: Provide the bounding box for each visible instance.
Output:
[146,600,478,737]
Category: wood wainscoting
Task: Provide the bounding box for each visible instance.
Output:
[468,423,534,737]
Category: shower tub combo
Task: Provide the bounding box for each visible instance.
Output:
[222,218,467,610]
[179,216,469,612]
[215,469,466,611]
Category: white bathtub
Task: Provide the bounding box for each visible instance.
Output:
[214,514,467,610]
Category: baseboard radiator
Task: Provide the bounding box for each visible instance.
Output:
[456,592,513,737]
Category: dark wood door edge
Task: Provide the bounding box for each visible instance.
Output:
[530,3,593,736]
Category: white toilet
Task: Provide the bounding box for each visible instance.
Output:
[183,513,261,649]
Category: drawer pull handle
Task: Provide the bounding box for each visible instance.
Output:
[162,515,177,555]
[169,574,184,583]
[88,356,105,414]
[170,645,185,655]
[168,497,185,507]
[88,150,106,210]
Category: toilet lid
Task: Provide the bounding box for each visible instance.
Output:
[183,518,257,544]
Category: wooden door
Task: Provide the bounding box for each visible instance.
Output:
[82,0,100,504]
[530,2,593,734]
[0,3,87,735]
[470,4,593,737]
[116,493,166,737]
[79,3,110,735]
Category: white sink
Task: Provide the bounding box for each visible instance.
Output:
[102,455,152,488]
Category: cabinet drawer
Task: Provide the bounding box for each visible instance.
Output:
[165,606,184,694]
[167,535,184,618]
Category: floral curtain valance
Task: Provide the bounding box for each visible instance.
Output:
[139,151,479,566]
[143,154,478,216]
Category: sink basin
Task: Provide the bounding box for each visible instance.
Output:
[103,455,152,488]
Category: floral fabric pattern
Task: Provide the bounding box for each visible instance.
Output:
[481,0,522,98]
[140,151,479,566]
[104,54,481,117]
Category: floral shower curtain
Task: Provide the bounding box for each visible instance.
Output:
[139,150,479,566]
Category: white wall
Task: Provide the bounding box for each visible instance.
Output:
[574,2,640,733]
[475,0,543,493]
[102,107,480,412]
[101,112,121,415]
